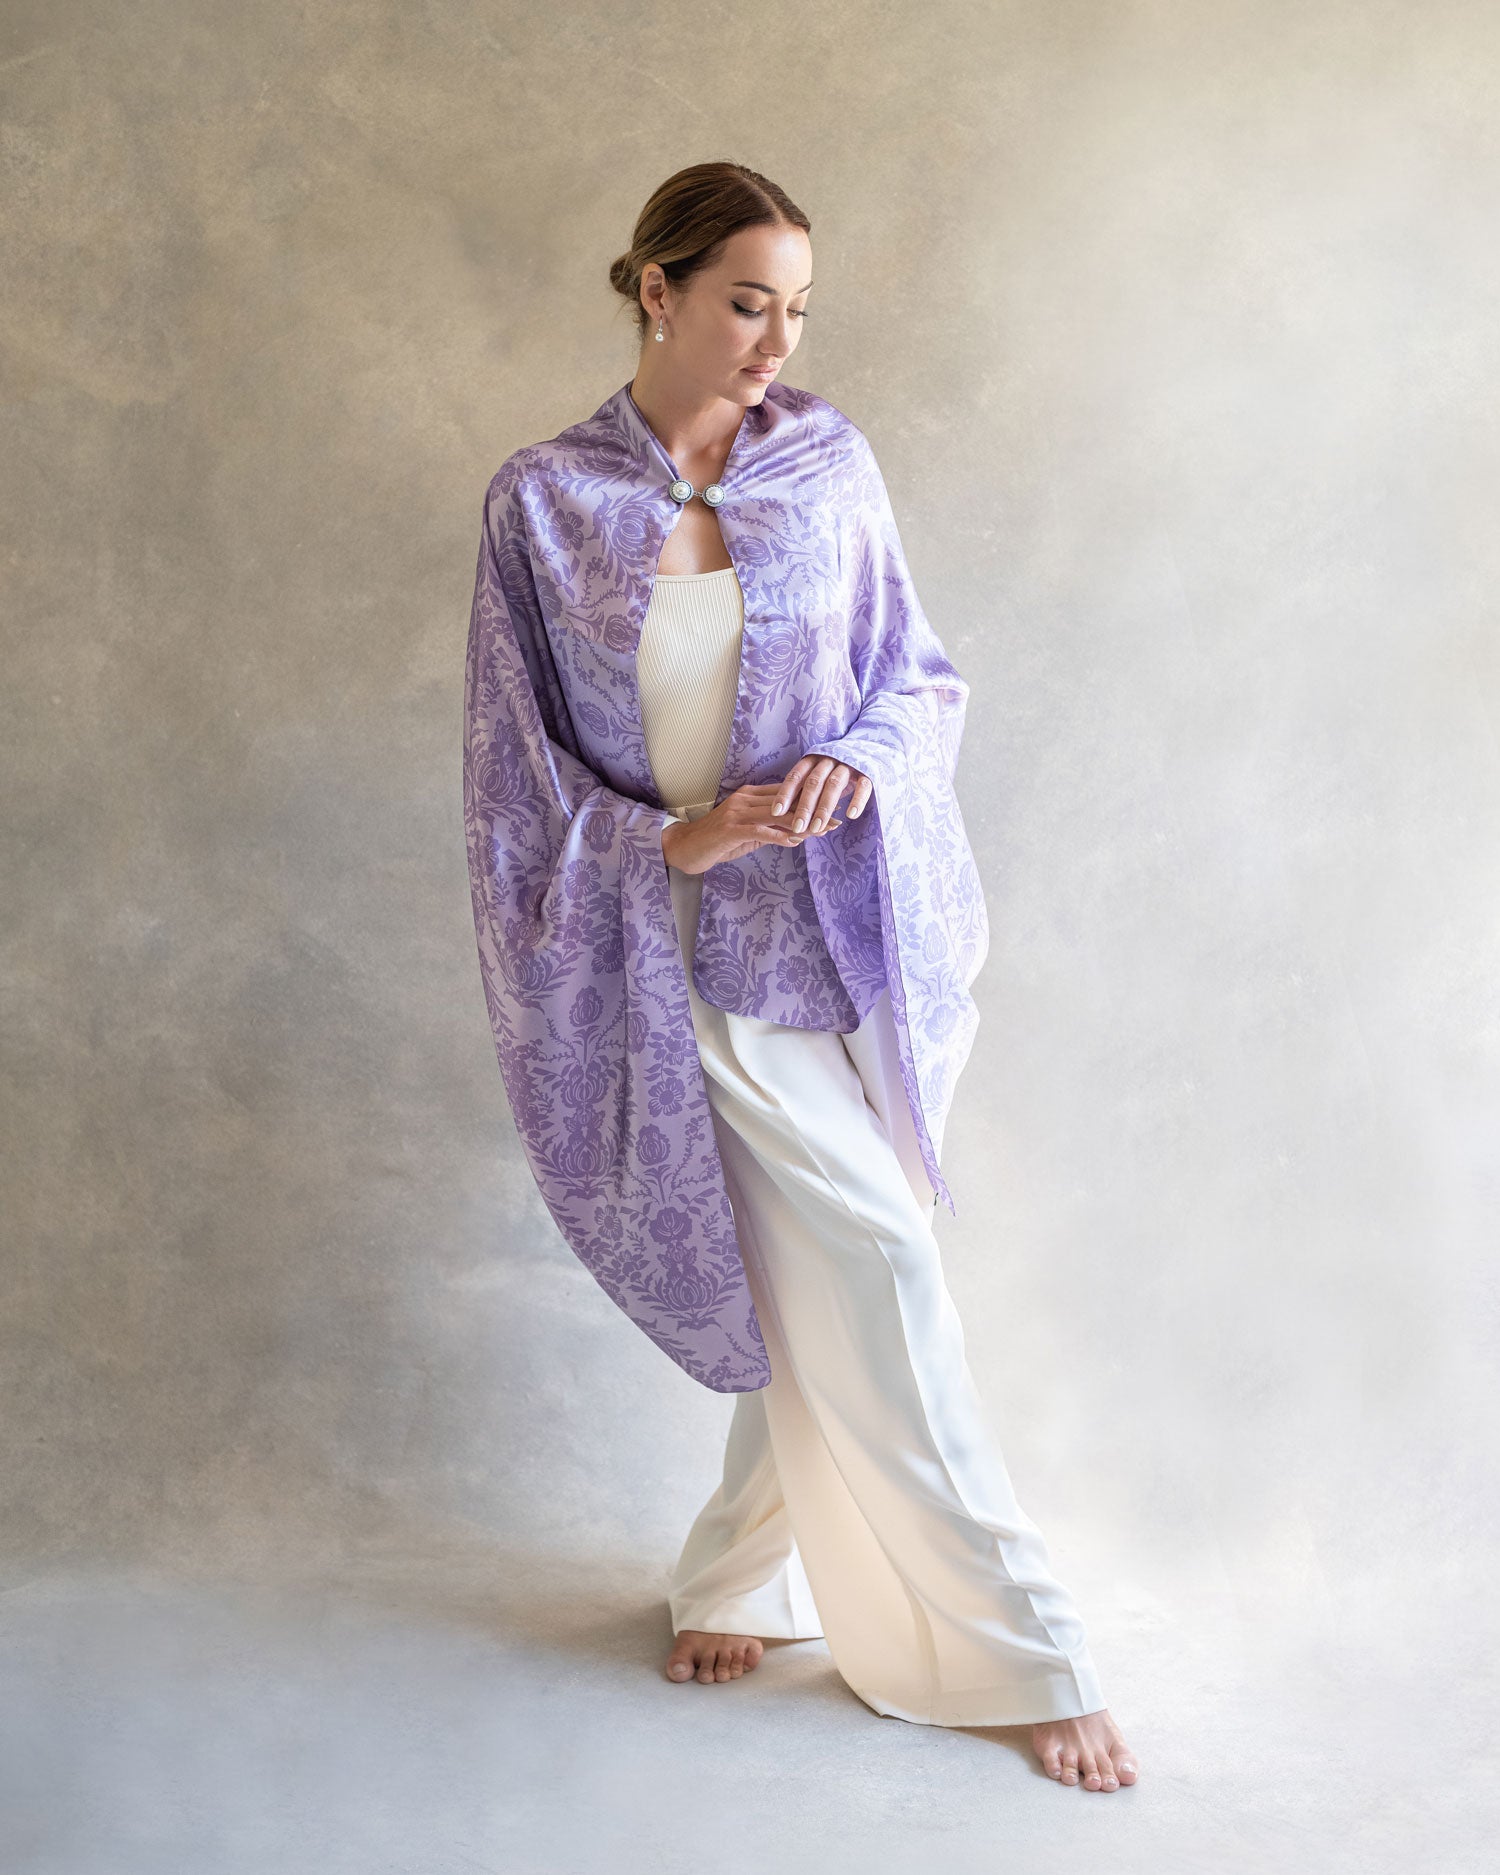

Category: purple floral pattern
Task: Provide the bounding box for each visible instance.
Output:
[463,380,988,1391]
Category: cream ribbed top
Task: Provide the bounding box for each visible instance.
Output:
[636,565,744,825]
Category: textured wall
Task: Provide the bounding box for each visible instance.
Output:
[3,0,1496,1862]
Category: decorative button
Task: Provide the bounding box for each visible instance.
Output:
[669,478,694,503]
[702,482,725,507]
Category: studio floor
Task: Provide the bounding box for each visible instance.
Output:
[2,1533,1483,1875]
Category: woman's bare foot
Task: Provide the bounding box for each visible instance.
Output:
[1031,1708,1140,1790]
[665,1629,765,1684]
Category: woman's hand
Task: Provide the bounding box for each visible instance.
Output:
[662,780,844,876]
[771,755,873,837]
[661,758,873,873]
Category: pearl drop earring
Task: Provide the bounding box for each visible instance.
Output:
[654,315,665,343]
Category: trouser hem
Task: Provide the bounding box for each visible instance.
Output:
[851,1656,1107,1728]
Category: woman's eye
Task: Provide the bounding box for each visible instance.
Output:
[732,303,810,319]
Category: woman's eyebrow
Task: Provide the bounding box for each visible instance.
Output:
[731,279,814,295]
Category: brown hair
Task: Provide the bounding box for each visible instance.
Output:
[608,162,811,344]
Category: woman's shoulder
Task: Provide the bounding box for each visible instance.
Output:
[478,424,595,519]
[772,380,862,432]
[756,380,874,450]
[483,440,543,494]
[771,384,882,477]
[482,396,630,503]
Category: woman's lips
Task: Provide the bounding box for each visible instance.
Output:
[744,365,777,379]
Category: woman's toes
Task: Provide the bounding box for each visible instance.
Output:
[1040,1743,1064,1780]
[668,1631,762,1686]
[1060,1749,1080,1785]
[1115,1756,1139,1784]
[1080,1751,1103,1790]
[1098,1755,1120,1791]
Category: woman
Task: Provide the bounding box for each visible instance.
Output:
[463,162,1139,1792]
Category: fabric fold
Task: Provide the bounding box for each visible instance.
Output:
[464,473,770,1391]
[802,427,989,1211]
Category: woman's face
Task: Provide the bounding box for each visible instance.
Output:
[647,223,813,406]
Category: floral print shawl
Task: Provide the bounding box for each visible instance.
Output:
[463,379,988,1391]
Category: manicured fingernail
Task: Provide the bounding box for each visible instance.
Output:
[794,817,806,831]
[774,801,785,813]
[811,817,823,830]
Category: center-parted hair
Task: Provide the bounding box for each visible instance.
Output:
[608,162,811,342]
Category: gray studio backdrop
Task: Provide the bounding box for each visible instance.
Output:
[3,1,1495,1870]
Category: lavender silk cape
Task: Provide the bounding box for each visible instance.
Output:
[462,379,989,1392]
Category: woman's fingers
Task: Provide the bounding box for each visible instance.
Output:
[805,770,853,833]
[766,761,872,831]
[772,758,840,830]
[770,759,818,818]
[756,818,840,843]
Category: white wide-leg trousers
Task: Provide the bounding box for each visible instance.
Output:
[665,863,1107,1727]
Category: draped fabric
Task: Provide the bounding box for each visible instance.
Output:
[462,380,988,1391]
